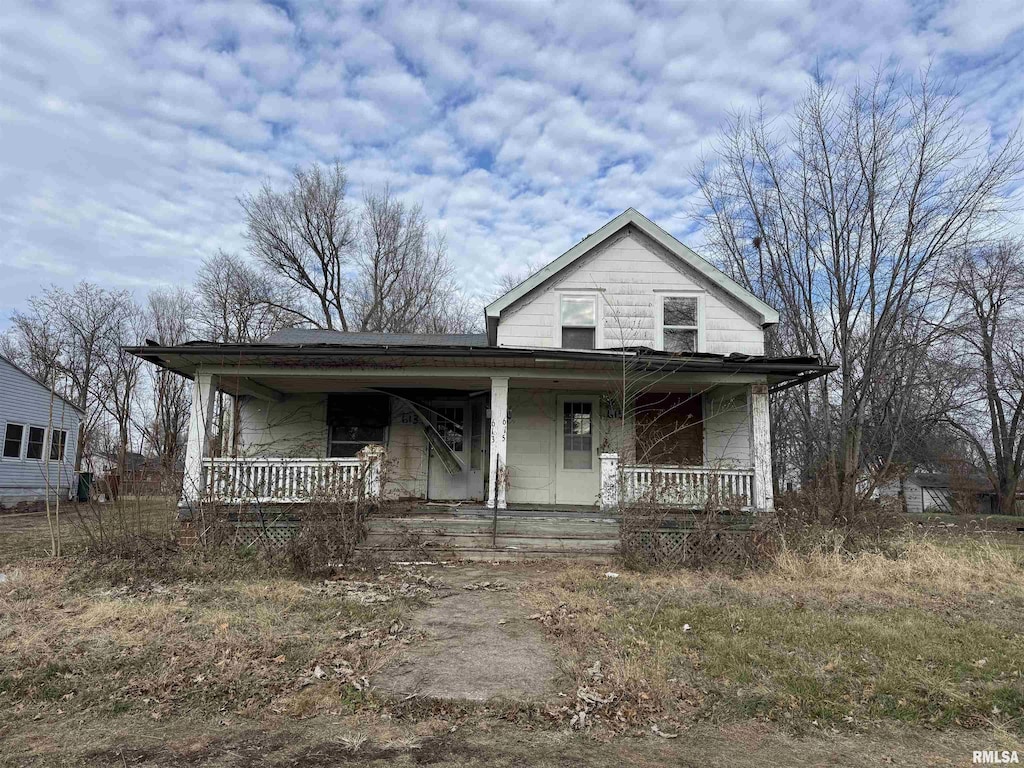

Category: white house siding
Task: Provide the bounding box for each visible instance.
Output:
[704,385,751,467]
[497,228,765,355]
[386,400,427,498]
[238,395,329,458]
[505,389,557,505]
[0,357,81,505]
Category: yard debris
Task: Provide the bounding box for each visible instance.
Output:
[586,660,603,682]
[651,724,679,738]
[461,581,510,592]
[605,572,619,578]
[311,578,434,604]
[682,624,692,633]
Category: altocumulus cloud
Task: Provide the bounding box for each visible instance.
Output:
[0,0,1022,324]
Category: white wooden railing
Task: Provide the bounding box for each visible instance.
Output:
[600,453,755,510]
[204,450,383,504]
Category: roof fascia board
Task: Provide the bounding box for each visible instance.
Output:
[484,208,780,326]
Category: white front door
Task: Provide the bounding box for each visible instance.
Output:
[554,395,600,506]
[427,400,486,501]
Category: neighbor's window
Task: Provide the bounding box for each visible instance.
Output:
[49,429,68,461]
[3,423,24,459]
[563,401,593,470]
[561,296,596,349]
[25,427,46,460]
[327,393,390,457]
[663,296,699,353]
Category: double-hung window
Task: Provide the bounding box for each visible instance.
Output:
[3,423,24,459]
[50,429,68,461]
[560,296,597,350]
[327,393,389,458]
[25,427,46,460]
[662,296,700,353]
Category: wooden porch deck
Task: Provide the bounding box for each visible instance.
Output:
[365,503,621,561]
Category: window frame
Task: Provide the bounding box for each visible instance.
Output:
[25,425,47,461]
[2,422,26,460]
[327,423,388,458]
[656,292,705,353]
[555,291,602,349]
[560,399,595,472]
[49,428,68,462]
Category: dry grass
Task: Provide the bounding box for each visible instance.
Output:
[525,537,1024,737]
[0,558,410,728]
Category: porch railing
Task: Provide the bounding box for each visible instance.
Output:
[204,452,382,504]
[600,453,755,510]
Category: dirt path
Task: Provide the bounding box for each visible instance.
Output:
[374,563,561,702]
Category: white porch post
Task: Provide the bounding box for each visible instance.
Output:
[486,376,509,510]
[180,372,219,516]
[750,383,774,511]
[600,453,619,510]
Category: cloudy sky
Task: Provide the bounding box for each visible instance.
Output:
[1,0,1022,328]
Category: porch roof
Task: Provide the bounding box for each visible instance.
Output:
[126,337,833,397]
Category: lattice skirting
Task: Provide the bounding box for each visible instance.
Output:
[625,528,763,565]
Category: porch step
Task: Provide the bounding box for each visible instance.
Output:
[368,516,619,539]
[364,545,617,562]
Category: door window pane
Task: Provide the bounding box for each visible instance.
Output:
[3,424,23,458]
[563,401,593,470]
[436,407,464,452]
[26,427,45,460]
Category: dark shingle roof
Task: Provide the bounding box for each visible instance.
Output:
[261,328,489,347]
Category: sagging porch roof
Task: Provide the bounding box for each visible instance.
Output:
[126,339,834,399]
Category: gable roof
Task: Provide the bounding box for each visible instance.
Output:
[484,208,779,342]
[0,354,86,416]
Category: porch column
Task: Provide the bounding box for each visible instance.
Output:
[486,376,509,510]
[180,372,219,517]
[750,383,774,511]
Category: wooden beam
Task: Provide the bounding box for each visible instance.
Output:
[229,377,284,403]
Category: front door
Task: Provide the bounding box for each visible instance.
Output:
[427,400,486,501]
[554,395,601,505]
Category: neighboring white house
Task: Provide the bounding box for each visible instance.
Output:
[0,355,83,507]
[129,209,831,515]
[878,472,996,515]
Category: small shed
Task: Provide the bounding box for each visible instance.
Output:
[0,355,84,508]
[880,472,995,515]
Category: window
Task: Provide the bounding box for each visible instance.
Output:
[435,407,464,453]
[49,429,68,461]
[560,296,596,349]
[26,427,46,460]
[3,423,24,459]
[563,401,593,470]
[662,296,699,353]
[327,394,389,458]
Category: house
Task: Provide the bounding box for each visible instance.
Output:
[879,472,997,515]
[128,209,830,519]
[0,354,83,508]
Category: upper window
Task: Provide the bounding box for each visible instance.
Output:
[50,429,68,461]
[560,296,596,350]
[662,296,699,353]
[26,427,46,460]
[3,424,24,459]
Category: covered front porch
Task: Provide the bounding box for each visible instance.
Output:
[126,341,828,516]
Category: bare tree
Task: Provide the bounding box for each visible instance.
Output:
[241,163,355,330]
[947,240,1024,515]
[195,250,300,343]
[145,288,195,478]
[695,69,1023,511]
[95,302,147,476]
[242,163,471,334]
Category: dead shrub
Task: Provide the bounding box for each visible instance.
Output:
[287,492,379,577]
[770,484,907,558]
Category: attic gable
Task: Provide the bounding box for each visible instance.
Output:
[485,208,778,345]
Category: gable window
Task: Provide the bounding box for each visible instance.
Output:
[560,296,596,349]
[662,296,699,353]
[25,427,46,460]
[327,393,389,458]
[50,429,68,461]
[3,424,24,459]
